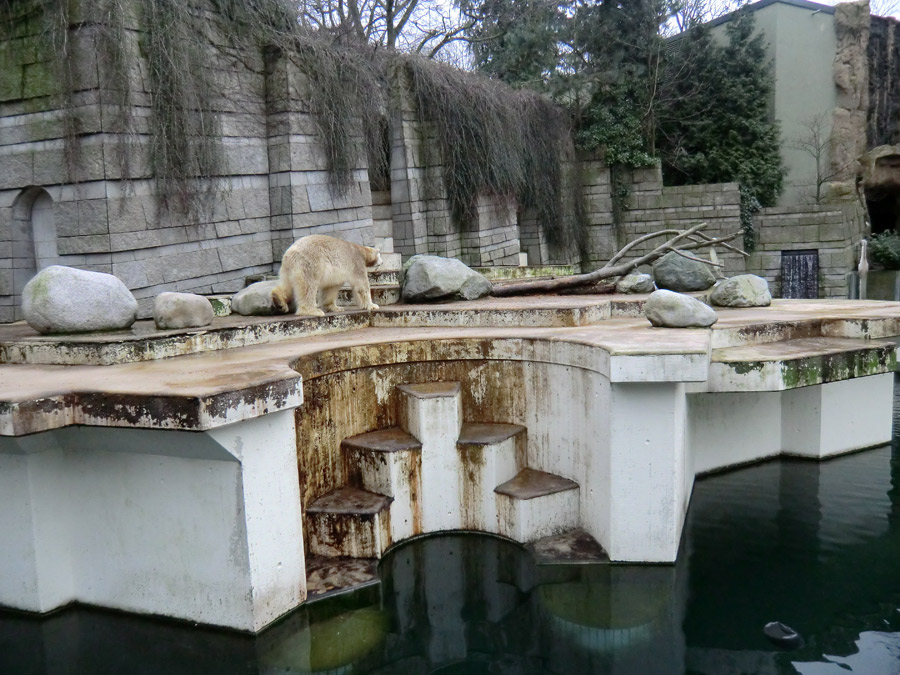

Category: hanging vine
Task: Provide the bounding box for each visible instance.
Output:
[3,0,582,255]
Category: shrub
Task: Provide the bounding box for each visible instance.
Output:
[869,231,900,270]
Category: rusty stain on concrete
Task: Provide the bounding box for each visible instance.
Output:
[2,296,900,437]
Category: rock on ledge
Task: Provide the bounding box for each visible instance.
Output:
[153,292,215,329]
[402,255,492,302]
[644,289,718,328]
[231,280,282,316]
[710,274,772,307]
[652,251,716,292]
[22,266,137,334]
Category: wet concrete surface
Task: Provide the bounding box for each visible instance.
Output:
[2,296,900,434]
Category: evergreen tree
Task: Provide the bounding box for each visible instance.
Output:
[656,11,784,205]
[461,0,566,91]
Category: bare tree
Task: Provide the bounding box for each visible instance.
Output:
[788,113,859,204]
[870,0,900,18]
[298,0,475,61]
[662,0,750,35]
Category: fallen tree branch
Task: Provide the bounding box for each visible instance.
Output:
[685,231,749,258]
[667,247,725,267]
[491,222,743,297]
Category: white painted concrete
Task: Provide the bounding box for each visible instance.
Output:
[400,384,463,533]
[345,444,420,542]
[688,391,783,475]
[606,383,688,563]
[458,435,519,534]
[782,373,894,458]
[496,486,580,542]
[208,410,306,631]
[0,410,304,633]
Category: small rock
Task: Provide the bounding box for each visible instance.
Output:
[22,266,137,334]
[402,255,492,302]
[616,273,655,294]
[710,274,772,307]
[231,280,282,316]
[153,292,214,329]
[652,251,716,292]
[644,289,718,328]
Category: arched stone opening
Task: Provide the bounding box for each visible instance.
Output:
[9,187,58,320]
[860,147,900,235]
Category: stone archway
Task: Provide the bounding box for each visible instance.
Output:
[860,146,900,235]
[9,187,57,320]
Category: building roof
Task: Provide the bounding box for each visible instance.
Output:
[706,0,836,29]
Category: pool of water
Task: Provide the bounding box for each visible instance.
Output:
[4,381,900,674]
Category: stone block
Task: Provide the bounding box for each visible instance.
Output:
[819,222,847,241]
[218,241,272,272]
[161,249,223,284]
[57,235,110,256]
[78,200,109,235]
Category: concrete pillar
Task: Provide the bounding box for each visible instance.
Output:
[0,410,305,633]
[606,382,688,562]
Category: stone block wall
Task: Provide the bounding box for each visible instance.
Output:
[574,163,863,298]
[578,164,745,276]
[750,203,864,298]
[388,66,520,266]
[0,2,376,321]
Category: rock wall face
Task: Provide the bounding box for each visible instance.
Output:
[831,1,871,182]
[868,15,900,147]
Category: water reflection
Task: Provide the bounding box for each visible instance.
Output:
[4,384,900,674]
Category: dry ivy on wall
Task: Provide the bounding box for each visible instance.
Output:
[1,0,585,258]
[403,56,587,259]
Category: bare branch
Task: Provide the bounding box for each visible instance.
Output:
[491,222,713,296]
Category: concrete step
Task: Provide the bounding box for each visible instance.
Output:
[337,284,399,308]
[473,264,580,281]
[341,428,423,542]
[306,486,393,558]
[247,266,399,288]
[495,468,580,542]
[457,422,526,532]
[398,382,462,533]
[368,269,400,286]
[708,336,895,392]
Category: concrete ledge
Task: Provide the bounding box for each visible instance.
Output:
[709,337,896,391]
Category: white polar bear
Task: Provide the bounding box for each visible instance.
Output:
[271,235,382,316]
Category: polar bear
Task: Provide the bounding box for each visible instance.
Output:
[271,235,382,316]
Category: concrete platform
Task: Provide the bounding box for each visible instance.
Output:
[1,294,898,632]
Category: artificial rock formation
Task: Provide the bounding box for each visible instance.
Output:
[401,255,492,302]
[153,292,215,330]
[652,251,716,292]
[644,290,718,328]
[830,1,871,185]
[22,266,138,334]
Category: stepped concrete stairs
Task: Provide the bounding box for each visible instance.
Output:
[305,381,582,562]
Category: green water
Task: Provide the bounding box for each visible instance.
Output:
[4,390,900,674]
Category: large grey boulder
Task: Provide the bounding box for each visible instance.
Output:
[401,255,492,302]
[153,292,214,329]
[709,274,772,307]
[22,266,137,334]
[644,289,718,328]
[231,280,282,316]
[616,272,655,294]
[652,251,716,292]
